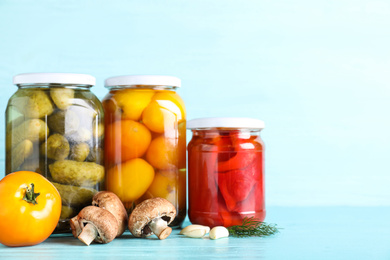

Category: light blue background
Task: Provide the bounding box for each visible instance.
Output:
[0,0,389,207]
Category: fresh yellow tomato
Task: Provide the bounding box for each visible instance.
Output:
[0,171,62,247]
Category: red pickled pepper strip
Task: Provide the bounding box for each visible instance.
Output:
[217,151,256,172]
[188,136,222,227]
[218,131,258,172]
[217,153,264,226]
[217,163,257,211]
[216,131,259,211]
[215,132,236,162]
[217,192,242,227]
[230,152,264,213]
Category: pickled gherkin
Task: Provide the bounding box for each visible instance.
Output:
[6,140,34,173]
[10,89,54,118]
[50,88,74,110]
[69,142,90,162]
[52,182,97,207]
[48,110,80,136]
[41,134,70,160]
[6,119,49,151]
[49,160,104,187]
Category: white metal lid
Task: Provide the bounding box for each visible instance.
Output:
[105,75,181,88]
[187,117,265,130]
[13,73,96,86]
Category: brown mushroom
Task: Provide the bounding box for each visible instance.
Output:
[92,191,128,237]
[69,215,82,238]
[72,206,118,245]
[128,197,176,240]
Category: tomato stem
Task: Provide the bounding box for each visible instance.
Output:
[23,183,40,205]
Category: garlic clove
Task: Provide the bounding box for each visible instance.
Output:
[209,226,229,240]
[182,228,207,238]
[180,224,210,235]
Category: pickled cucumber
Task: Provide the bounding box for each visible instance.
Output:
[11,89,53,118]
[40,134,70,160]
[49,160,104,187]
[69,142,90,162]
[6,140,33,173]
[52,182,97,207]
[50,88,74,110]
[59,205,77,220]
[47,110,80,135]
[6,119,49,151]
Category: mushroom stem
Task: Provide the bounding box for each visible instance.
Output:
[149,218,172,240]
[70,216,83,238]
[78,223,98,246]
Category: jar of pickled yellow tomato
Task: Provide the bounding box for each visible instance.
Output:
[5,73,104,233]
[103,75,186,227]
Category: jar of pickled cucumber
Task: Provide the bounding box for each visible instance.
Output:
[5,73,105,233]
[103,75,186,227]
[187,118,265,228]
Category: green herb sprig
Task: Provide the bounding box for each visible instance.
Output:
[227,217,279,237]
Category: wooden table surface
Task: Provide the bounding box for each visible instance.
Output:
[1,206,389,259]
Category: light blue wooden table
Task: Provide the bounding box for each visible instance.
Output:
[1,206,389,259]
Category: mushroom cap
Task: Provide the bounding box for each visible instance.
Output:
[128,197,176,238]
[92,191,128,237]
[78,206,118,244]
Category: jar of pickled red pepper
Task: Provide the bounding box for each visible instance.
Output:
[5,73,105,233]
[103,75,186,227]
[187,117,265,228]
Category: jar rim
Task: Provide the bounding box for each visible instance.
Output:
[104,75,181,88]
[187,117,265,130]
[13,73,96,86]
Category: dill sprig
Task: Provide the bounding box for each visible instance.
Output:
[227,217,279,237]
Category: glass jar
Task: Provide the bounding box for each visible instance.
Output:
[102,75,186,227]
[5,73,104,233]
[187,117,265,228]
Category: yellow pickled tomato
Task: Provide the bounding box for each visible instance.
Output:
[142,169,186,210]
[142,101,176,134]
[106,158,155,204]
[110,89,154,121]
[146,171,178,205]
[141,91,186,134]
[105,120,151,164]
[153,91,186,119]
[146,135,177,170]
